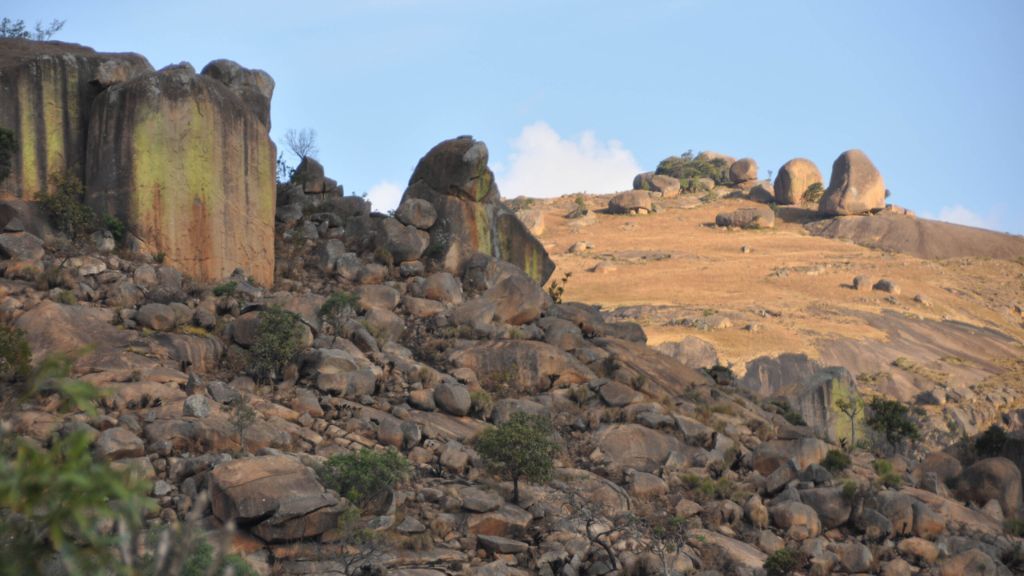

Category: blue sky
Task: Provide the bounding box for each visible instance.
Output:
[10,1,1024,233]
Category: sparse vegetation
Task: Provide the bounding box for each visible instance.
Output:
[319,290,359,338]
[873,459,902,488]
[0,17,65,40]
[0,127,15,182]
[677,473,737,504]
[178,539,258,576]
[476,412,559,504]
[803,182,825,203]
[283,128,318,161]
[230,399,257,454]
[37,172,97,240]
[212,281,237,297]
[248,306,305,383]
[764,548,803,576]
[0,322,31,383]
[317,447,410,508]
[821,449,851,473]
[470,389,494,418]
[835,395,864,450]
[103,215,126,244]
[975,424,1008,458]
[547,271,572,304]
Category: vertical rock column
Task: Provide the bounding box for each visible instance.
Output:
[0,39,151,198]
[85,62,276,285]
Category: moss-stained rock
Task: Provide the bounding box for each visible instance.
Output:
[0,39,152,198]
[85,62,276,285]
[402,136,554,284]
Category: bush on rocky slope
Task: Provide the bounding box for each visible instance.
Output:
[318,447,410,508]
[0,322,31,383]
[248,306,305,383]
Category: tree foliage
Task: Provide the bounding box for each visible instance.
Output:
[317,447,410,508]
[248,306,305,383]
[865,397,920,452]
[655,150,730,186]
[283,128,318,161]
[975,424,1008,459]
[0,321,31,383]
[0,362,154,576]
[36,172,97,240]
[0,17,65,40]
[319,291,359,340]
[476,412,559,503]
[0,127,15,183]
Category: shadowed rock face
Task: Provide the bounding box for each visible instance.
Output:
[85,62,276,285]
[401,136,555,284]
[0,39,152,198]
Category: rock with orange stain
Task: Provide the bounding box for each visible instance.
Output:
[85,61,276,285]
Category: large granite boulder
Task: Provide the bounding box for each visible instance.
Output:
[401,136,554,284]
[774,158,822,205]
[85,62,276,284]
[449,340,594,396]
[594,423,684,473]
[955,457,1022,519]
[0,39,152,198]
[209,455,342,542]
[818,149,886,215]
[633,172,681,198]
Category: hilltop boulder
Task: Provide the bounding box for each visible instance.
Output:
[715,206,775,229]
[608,190,652,214]
[401,136,554,284]
[729,157,758,183]
[0,39,152,198]
[774,158,822,205]
[85,62,276,285]
[633,172,681,197]
[818,149,886,215]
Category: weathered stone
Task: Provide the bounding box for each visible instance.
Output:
[209,455,341,543]
[0,232,44,260]
[136,303,177,331]
[0,39,152,198]
[769,501,821,540]
[729,158,758,182]
[481,271,548,325]
[199,58,274,128]
[476,534,529,554]
[460,487,503,513]
[799,487,851,529]
[86,62,276,284]
[955,457,1022,519]
[608,190,652,214]
[818,149,886,216]
[897,537,939,565]
[357,284,400,312]
[434,381,471,417]
[835,541,873,573]
[395,198,437,230]
[715,206,775,229]
[873,278,901,294]
[94,426,145,461]
[450,340,594,396]
[379,218,429,262]
[183,395,211,418]
[633,172,681,198]
[400,137,554,284]
[751,438,828,476]
[935,549,999,576]
[593,423,683,473]
[774,158,822,205]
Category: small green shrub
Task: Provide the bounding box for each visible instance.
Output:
[866,397,920,452]
[37,172,97,240]
[178,538,258,576]
[841,480,861,503]
[319,291,359,340]
[873,459,902,488]
[1005,518,1024,537]
[0,127,15,182]
[678,473,736,504]
[212,281,238,297]
[764,548,802,576]
[0,322,31,383]
[248,306,305,383]
[103,215,126,244]
[803,182,825,203]
[476,412,559,504]
[470,389,494,418]
[318,447,410,508]
[821,449,851,473]
[975,424,1008,458]
[153,251,166,264]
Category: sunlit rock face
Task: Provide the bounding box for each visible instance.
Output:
[0,38,152,198]
[85,61,276,285]
[400,136,555,285]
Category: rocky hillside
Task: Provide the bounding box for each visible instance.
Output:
[1,40,1024,576]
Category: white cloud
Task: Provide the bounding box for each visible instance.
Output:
[496,122,640,199]
[932,204,997,230]
[367,180,405,213]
